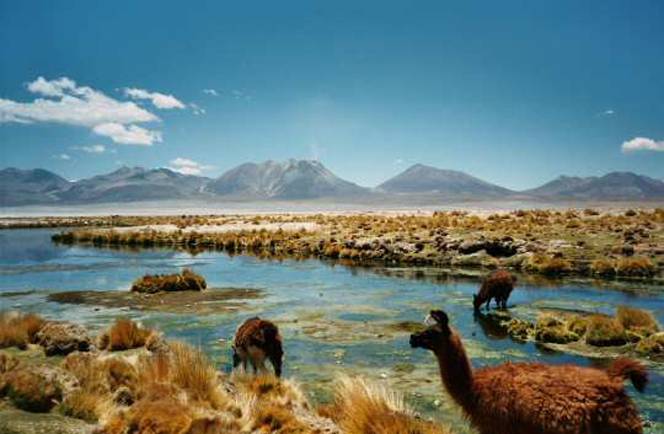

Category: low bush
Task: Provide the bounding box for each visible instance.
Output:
[616,306,659,337]
[131,268,207,293]
[615,257,656,277]
[0,312,45,350]
[2,368,62,412]
[100,318,153,351]
[585,315,627,347]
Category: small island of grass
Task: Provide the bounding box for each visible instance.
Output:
[130,268,206,293]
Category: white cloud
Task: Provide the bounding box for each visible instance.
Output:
[598,109,615,117]
[73,144,106,154]
[27,77,77,97]
[93,122,161,145]
[123,87,185,109]
[54,153,71,160]
[167,157,212,175]
[203,88,218,96]
[622,137,664,152]
[190,103,206,116]
[0,77,162,145]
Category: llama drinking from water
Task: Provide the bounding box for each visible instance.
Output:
[473,269,516,311]
[232,317,283,377]
[411,309,647,434]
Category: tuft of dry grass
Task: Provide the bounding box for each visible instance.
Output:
[615,257,656,277]
[330,376,452,434]
[0,311,45,350]
[1,367,62,413]
[100,318,154,351]
[131,268,206,293]
[168,342,228,409]
[616,306,659,339]
[585,315,627,347]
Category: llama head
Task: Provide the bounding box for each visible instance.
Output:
[410,309,451,352]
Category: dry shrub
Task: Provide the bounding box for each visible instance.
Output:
[635,332,664,356]
[103,318,153,351]
[590,259,616,277]
[169,342,227,409]
[534,315,580,344]
[251,401,309,433]
[60,388,109,422]
[2,367,62,412]
[126,397,193,434]
[525,254,572,275]
[615,257,656,277]
[0,311,45,349]
[616,306,659,337]
[585,315,627,347]
[131,268,206,293]
[331,376,451,434]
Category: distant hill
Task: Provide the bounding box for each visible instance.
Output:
[377,164,513,198]
[205,159,369,199]
[2,164,663,206]
[0,168,71,206]
[57,167,209,203]
[525,172,664,200]
[523,175,596,197]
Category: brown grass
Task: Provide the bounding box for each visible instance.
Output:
[1,367,62,412]
[101,318,153,351]
[615,257,656,277]
[330,376,451,434]
[168,342,228,409]
[131,268,206,293]
[585,315,627,347]
[616,306,659,338]
[0,312,45,349]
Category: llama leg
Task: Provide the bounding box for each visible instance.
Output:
[485,298,491,311]
[250,359,258,374]
[232,351,241,370]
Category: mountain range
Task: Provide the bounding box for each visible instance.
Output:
[1,160,663,206]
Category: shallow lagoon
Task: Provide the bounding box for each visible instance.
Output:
[1,228,663,432]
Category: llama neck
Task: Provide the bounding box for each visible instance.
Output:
[433,332,476,414]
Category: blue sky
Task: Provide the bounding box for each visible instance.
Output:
[1,0,663,189]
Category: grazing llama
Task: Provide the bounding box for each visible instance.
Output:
[473,269,516,311]
[410,309,647,434]
[232,317,283,377]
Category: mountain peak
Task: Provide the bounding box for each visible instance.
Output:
[378,163,512,197]
[206,159,367,199]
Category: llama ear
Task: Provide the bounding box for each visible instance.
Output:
[430,310,449,327]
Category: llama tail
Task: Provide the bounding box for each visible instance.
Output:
[607,358,648,392]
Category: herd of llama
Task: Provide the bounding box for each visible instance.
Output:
[233,269,649,434]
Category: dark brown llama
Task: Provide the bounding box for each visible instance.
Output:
[411,309,647,434]
[473,269,516,311]
[232,317,283,377]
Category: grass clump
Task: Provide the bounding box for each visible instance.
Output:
[616,306,659,341]
[635,332,664,357]
[524,254,572,275]
[0,312,45,350]
[1,367,62,412]
[585,315,627,347]
[99,318,154,351]
[131,268,206,293]
[615,257,656,277]
[534,315,580,344]
[329,376,452,434]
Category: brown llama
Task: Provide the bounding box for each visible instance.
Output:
[232,317,283,377]
[410,309,647,434]
[473,269,516,311]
